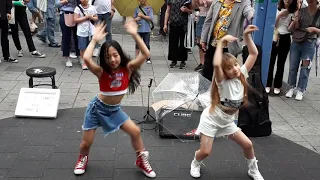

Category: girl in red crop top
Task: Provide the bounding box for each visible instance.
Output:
[73,20,156,178]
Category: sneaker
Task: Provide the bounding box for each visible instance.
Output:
[180,61,186,69]
[70,52,77,59]
[194,64,203,72]
[273,88,281,95]
[66,58,73,67]
[32,51,46,58]
[74,155,88,175]
[295,91,303,101]
[93,48,100,57]
[135,151,156,178]
[285,88,294,98]
[146,58,151,64]
[18,50,23,57]
[4,57,18,63]
[190,151,202,178]
[265,87,270,94]
[247,158,264,180]
[82,63,88,70]
[170,61,177,68]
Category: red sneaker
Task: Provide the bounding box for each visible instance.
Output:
[74,155,88,175]
[135,151,156,178]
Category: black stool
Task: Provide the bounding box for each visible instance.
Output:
[26,66,57,89]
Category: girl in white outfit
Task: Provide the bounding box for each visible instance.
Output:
[190,25,264,180]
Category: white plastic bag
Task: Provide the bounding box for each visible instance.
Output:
[8,7,15,25]
[184,14,195,49]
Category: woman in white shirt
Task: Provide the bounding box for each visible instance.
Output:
[265,0,298,95]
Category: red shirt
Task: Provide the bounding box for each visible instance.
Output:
[99,67,129,96]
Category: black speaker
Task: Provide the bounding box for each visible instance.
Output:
[158,108,202,139]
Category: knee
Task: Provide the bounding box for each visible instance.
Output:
[242,140,253,150]
[131,126,141,138]
[301,60,312,69]
[80,140,92,149]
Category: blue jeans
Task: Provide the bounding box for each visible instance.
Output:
[287,40,316,92]
[98,13,112,41]
[38,15,57,45]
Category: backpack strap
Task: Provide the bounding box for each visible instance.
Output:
[77,5,85,16]
[138,6,154,30]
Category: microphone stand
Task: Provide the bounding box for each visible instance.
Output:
[138,78,156,125]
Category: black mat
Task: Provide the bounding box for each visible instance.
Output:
[0,106,319,180]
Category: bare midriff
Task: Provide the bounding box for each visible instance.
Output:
[98,93,125,105]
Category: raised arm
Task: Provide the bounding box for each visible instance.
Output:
[243,25,259,72]
[83,23,105,78]
[213,35,239,83]
[126,19,150,71]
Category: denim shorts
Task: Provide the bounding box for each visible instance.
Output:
[82,95,129,136]
[196,16,206,38]
[78,36,91,51]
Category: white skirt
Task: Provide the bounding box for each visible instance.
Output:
[195,106,240,138]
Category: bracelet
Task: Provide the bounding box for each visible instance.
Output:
[112,9,116,12]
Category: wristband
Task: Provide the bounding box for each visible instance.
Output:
[111,9,116,12]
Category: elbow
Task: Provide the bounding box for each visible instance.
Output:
[251,50,259,57]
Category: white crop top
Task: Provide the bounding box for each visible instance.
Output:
[217,65,249,108]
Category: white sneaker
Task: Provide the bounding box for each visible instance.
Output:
[190,151,201,178]
[265,87,270,94]
[18,50,23,57]
[295,91,304,101]
[273,88,281,95]
[285,88,294,98]
[247,158,264,180]
[66,59,73,67]
[93,48,100,57]
[69,52,77,59]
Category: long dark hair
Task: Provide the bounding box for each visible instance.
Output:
[278,0,298,13]
[99,40,141,94]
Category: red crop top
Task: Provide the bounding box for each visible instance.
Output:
[99,67,129,96]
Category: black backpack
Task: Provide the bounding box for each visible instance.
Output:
[238,45,272,137]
